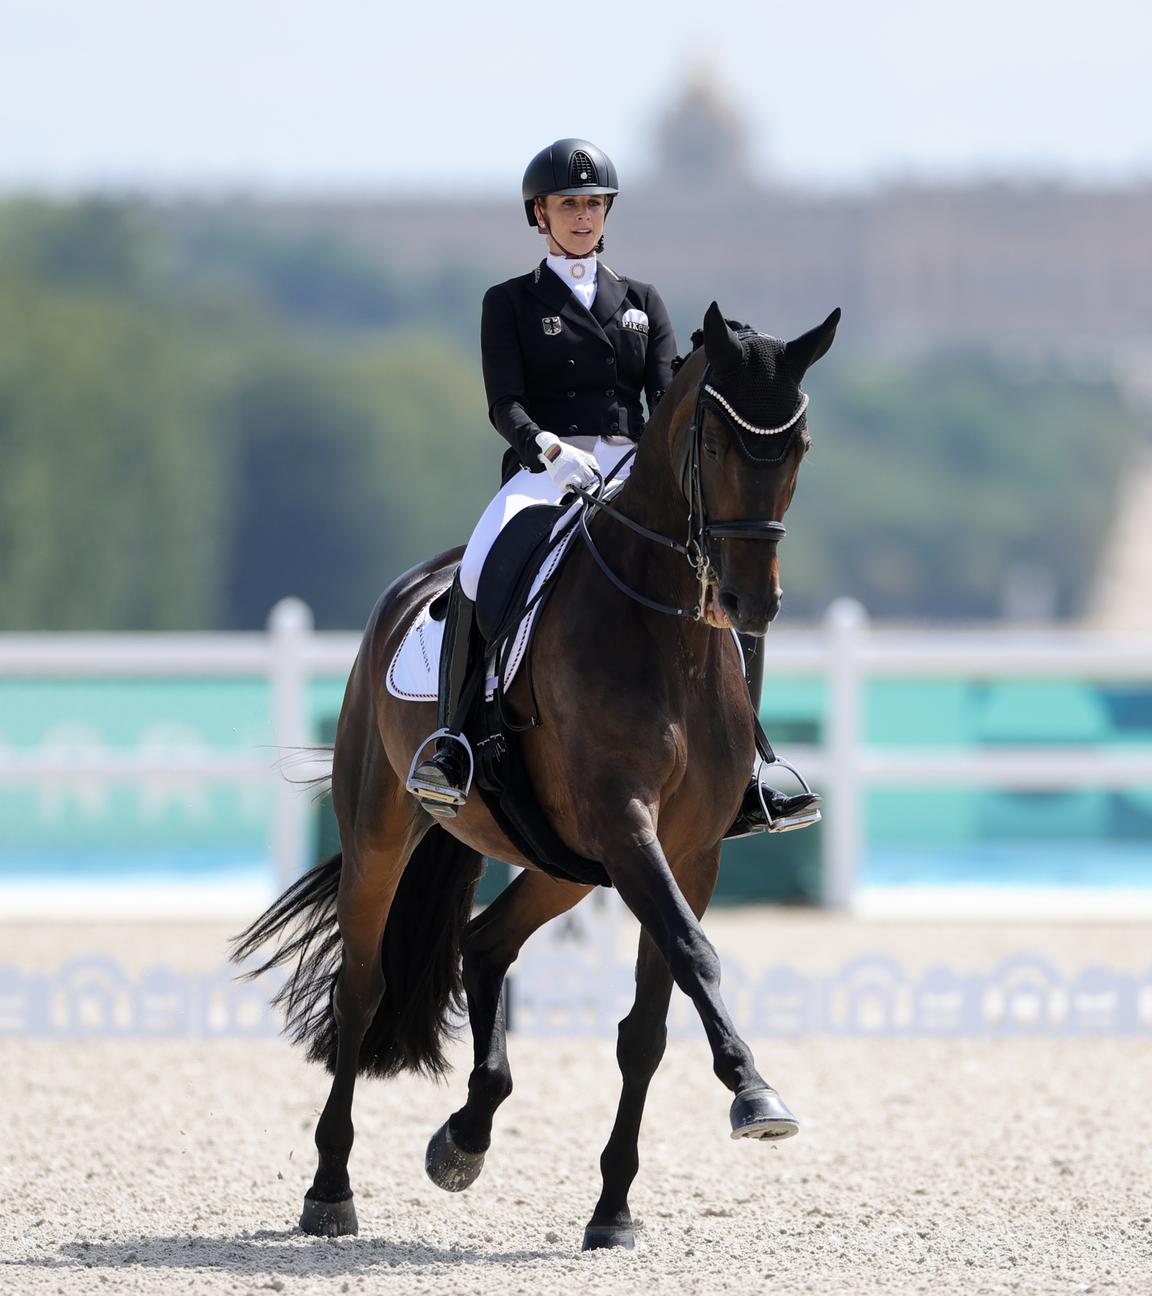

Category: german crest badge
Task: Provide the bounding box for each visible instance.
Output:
[541,316,562,336]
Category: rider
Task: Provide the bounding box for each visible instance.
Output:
[407,138,817,839]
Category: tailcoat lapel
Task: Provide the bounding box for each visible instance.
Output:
[526,260,573,315]
[590,262,628,330]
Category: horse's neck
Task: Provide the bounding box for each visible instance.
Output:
[615,416,686,538]
[598,420,703,622]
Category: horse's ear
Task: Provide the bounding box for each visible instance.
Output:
[784,307,842,377]
[702,301,743,374]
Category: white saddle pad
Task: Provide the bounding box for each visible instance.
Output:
[386,526,579,704]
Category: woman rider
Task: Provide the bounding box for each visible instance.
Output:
[407,138,818,839]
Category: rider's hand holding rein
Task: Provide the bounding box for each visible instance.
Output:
[535,432,599,493]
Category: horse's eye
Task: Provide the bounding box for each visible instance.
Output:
[703,432,722,462]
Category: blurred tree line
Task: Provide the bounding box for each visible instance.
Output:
[0,196,1141,630]
[0,197,493,630]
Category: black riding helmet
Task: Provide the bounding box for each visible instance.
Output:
[522,138,619,227]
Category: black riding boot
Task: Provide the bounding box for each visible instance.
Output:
[724,633,822,840]
[406,575,479,817]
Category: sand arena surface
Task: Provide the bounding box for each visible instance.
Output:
[2,911,1150,1295]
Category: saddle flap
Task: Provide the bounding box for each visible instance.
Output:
[475,503,568,643]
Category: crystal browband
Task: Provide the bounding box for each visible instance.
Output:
[703,386,810,436]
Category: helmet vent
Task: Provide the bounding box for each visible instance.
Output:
[569,151,596,186]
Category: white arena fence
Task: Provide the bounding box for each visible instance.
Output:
[2,597,1152,917]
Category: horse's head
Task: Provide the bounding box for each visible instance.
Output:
[679,301,840,635]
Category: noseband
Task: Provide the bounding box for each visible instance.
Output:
[573,342,804,621]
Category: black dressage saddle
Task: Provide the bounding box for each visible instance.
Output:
[427,503,563,635]
[475,503,567,643]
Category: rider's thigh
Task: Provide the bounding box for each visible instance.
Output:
[459,468,560,600]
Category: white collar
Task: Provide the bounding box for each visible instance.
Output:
[545,252,599,287]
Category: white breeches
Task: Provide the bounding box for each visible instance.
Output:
[459,436,634,600]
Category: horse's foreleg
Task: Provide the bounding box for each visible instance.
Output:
[425,869,592,1191]
[583,927,673,1250]
[600,822,797,1142]
[300,838,411,1236]
[583,851,721,1250]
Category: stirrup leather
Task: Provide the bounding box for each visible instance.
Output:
[758,755,822,833]
[405,728,475,807]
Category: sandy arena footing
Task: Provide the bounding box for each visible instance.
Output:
[1,910,1149,1295]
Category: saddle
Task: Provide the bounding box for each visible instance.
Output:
[477,504,566,643]
[456,503,612,889]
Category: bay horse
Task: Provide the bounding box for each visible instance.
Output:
[233,301,840,1251]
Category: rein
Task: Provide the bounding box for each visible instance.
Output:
[571,352,797,621]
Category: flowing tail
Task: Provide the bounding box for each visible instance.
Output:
[230,829,484,1078]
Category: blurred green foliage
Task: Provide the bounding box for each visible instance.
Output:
[0,197,1141,630]
[788,351,1141,620]
[0,205,225,629]
[0,198,491,630]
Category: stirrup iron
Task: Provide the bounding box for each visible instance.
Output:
[405,728,475,808]
[758,755,822,833]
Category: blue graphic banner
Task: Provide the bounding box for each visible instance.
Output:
[2,953,1149,1039]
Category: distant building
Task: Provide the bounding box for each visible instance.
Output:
[162,70,1152,377]
[650,61,753,193]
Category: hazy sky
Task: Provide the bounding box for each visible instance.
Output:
[2,0,1148,194]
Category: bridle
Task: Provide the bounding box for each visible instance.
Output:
[572,337,805,622]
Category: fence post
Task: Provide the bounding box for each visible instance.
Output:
[268,598,315,890]
[824,598,867,908]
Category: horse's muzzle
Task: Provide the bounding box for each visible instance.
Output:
[718,586,782,634]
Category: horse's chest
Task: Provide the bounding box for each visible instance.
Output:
[677,699,749,782]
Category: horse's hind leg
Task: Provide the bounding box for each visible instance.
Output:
[425,869,592,1191]
[301,771,425,1236]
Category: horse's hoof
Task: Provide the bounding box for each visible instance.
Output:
[425,1120,486,1192]
[729,1086,799,1141]
[581,1223,635,1251]
[299,1192,358,1236]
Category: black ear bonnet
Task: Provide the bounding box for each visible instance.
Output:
[679,322,808,466]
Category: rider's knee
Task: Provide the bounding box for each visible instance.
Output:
[458,554,481,602]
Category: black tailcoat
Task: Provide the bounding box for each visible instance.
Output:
[481,260,677,482]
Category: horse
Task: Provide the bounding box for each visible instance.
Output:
[232,300,841,1251]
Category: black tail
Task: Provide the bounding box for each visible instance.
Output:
[230,830,484,1078]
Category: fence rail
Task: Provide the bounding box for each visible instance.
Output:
[2,596,1151,910]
